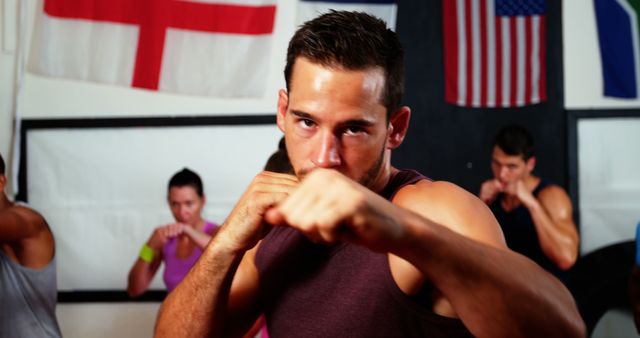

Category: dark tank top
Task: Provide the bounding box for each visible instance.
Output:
[255,169,473,338]
[489,179,566,280]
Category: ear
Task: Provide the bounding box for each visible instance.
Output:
[0,175,6,191]
[276,89,289,133]
[526,156,536,173]
[386,106,411,149]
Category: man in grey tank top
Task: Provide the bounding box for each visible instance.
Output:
[0,153,61,338]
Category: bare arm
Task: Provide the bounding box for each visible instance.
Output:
[520,184,579,269]
[128,224,183,297]
[182,225,216,249]
[155,236,250,338]
[127,249,163,297]
[478,179,501,205]
[393,182,583,338]
[155,172,298,337]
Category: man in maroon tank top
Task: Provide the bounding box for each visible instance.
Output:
[156,11,585,338]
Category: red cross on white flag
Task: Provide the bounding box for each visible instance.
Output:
[29,0,277,97]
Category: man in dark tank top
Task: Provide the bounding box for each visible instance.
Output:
[156,11,585,338]
[479,125,579,279]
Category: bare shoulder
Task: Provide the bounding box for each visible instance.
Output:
[0,204,53,265]
[537,184,574,219]
[393,179,488,222]
[395,179,474,203]
[393,179,506,248]
[11,204,47,229]
[0,204,50,241]
[537,184,572,204]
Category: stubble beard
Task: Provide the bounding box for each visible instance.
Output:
[295,143,387,189]
[357,143,387,189]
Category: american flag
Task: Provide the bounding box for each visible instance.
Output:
[443,0,547,108]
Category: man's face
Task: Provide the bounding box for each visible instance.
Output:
[491,146,535,190]
[168,186,205,225]
[277,58,392,188]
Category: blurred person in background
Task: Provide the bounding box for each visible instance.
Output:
[128,168,219,296]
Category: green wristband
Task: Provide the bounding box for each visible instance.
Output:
[139,244,155,263]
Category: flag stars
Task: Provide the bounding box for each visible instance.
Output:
[496,0,546,17]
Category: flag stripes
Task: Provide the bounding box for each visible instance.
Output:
[443,0,546,108]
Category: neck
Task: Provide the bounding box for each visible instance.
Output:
[368,151,394,194]
[523,175,540,190]
[192,218,206,231]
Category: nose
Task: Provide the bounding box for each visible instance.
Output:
[498,166,509,181]
[175,206,188,222]
[311,131,341,168]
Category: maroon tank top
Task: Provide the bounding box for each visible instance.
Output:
[255,169,473,337]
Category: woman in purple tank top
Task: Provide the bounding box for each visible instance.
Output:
[127,168,219,296]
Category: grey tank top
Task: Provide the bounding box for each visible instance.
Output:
[0,249,61,338]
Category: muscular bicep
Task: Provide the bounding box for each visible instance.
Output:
[394,180,506,249]
[389,180,508,318]
[537,186,579,268]
[538,186,577,230]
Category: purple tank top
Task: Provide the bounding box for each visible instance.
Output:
[162,221,217,292]
[255,169,473,337]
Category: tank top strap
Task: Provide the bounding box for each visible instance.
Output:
[532,178,551,197]
[202,221,217,234]
[379,169,429,201]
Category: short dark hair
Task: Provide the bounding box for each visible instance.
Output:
[168,168,203,197]
[0,153,5,175]
[264,137,294,174]
[284,10,404,119]
[493,125,535,160]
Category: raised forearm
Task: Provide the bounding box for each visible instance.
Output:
[394,212,584,338]
[127,259,160,297]
[525,200,578,269]
[183,226,213,249]
[155,237,244,338]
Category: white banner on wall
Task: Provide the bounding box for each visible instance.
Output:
[27,124,282,291]
[578,118,640,254]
